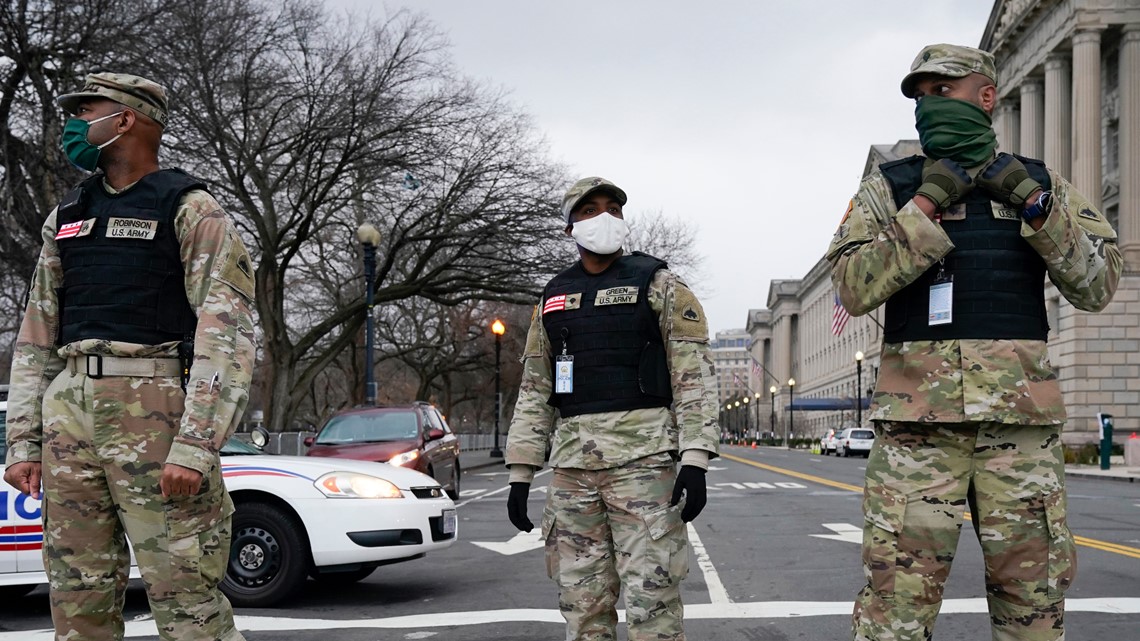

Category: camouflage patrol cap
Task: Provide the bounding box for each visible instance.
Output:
[57,72,168,127]
[901,44,998,98]
[561,177,627,223]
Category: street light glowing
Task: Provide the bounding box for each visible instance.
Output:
[754,392,761,399]
[855,350,864,362]
[743,396,749,404]
[355,222,381,246]
[788,378,796,387]
[769,385,777,394]
[734,401,740,407]
[491,319,505,336]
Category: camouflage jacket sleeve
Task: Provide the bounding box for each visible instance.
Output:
[826,171,955,316]
[504,305,556,473]
[4,210,67,467]
[1021,171,1122,312]
[654,270,720,460]
[164,190,257,475]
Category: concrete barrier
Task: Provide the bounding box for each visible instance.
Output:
[1126,436,1140,467]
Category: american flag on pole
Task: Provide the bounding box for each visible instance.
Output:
[831,293,851,336]
[751,358,763,382]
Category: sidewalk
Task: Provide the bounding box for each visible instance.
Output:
[1065,464,1140,483]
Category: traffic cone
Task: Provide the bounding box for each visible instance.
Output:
[1131,432,1137,439]
[751,442,756,449]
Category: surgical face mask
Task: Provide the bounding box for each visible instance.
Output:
[61,111,125,172]
[571,212,628,255]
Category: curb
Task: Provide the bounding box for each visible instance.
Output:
[1066,470,1138,483]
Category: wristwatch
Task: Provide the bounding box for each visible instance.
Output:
[1021,190,1052,222]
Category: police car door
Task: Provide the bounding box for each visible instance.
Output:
[1,404,45,576]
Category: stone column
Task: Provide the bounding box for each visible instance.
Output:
[1072,28,1103,206]
[778,316,792,388]
[1020,80,1045,159]
[1045,53,1072,177]
[1119,26,1140,268]
[995,102,1021,154]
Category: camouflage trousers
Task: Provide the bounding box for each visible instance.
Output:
[40,368,244,641]
[542,455,690,641]
[853,421,1075,641]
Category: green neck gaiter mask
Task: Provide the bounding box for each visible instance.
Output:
[914,95,997,167]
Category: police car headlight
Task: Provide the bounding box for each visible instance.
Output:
[388,450,420,467]
[315,472,403,499]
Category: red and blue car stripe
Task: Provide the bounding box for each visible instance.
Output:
[221,464,314,482]
[0,525,43,551]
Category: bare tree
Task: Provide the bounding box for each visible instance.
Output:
[625,209,708,290]
[136,0,565,431]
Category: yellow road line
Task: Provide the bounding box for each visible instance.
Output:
[721,452,1140,560]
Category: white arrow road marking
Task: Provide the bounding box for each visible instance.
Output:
[476,471,509,477]
[470,530,545,556]
[457,488,487,497]
[8,599,1140,638]
[810,523,863,545]
[707,466,728,471]
[455,468,552,509]
[687,523,731,604]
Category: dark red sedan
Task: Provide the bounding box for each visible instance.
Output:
[305,402,461,499]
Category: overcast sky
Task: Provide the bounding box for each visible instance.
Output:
[338,0,996,333]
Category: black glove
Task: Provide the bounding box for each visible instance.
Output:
[670,465,707,523]
[976,154,1043,208]
[507,482,533,532]
[915,158,973,211]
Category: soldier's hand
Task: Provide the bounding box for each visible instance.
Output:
[916,158,973,211]
[976,154,1043,208]
[507,482,533,532]
[3,462,42,499]
[160,463,204,497]
[670,465,707,523]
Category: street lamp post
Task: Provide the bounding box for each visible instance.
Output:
[753,392,761,441]
[489,319,506,458]
[356,223,382,406]
[769,385,777,441]
[742,396,750,441]
[787,378,796,449]
[734,400,741,441]
[855,351,864,428]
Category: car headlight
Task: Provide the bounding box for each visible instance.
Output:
[388,449,420,468]
[315,472,403,499]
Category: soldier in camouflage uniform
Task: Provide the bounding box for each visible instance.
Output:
[2,73,255,641]
[827,45,1122,641]
[505,177,720,641]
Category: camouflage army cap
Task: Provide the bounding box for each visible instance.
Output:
[57,72,168,127]
[561,177,628,223]
[901,44,998,98]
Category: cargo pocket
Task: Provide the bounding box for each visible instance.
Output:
[640,505,689,590]
[164,475,230,593]
[541,506,559,582]
[861,489,906,598]
[1043,490,1076,599]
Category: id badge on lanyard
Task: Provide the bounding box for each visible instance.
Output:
[928,261,953,326]
[555,327,573,394]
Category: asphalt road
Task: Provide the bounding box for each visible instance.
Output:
[2,445,1138,640]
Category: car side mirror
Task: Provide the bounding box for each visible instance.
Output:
[251,426,270,450]
[303,436,314,448]
[427,428,445,441]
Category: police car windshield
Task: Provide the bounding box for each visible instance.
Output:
[316,410,419,445]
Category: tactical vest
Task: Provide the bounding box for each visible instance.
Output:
[55,168,204,346]
[542,252,673,418]
[880,153,1052,343]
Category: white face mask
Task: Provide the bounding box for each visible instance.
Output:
[571,213,628,255]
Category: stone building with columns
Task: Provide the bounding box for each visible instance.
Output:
[983,0,1140,437]
[738,1,1139,442]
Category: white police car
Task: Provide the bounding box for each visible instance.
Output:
[1,417,457,607]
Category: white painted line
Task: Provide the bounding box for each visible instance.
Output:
[457,488,487,497]
[8,598,1140,638]
[809,458,822,462]
[476,472,509,477]
[470,531,544,556]
[686,523,731,604]
[810,523,863,545]
[455,468,551,509]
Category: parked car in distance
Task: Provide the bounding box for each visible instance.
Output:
[820,428,838,455]
[305,402,461,499]
[836,427,875,458]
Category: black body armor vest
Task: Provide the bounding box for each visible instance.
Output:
[55,168,204,346]
[880,153,1052,343]
[542,252,672,418]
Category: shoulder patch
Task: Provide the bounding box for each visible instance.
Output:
[670,285,708,342]
[214,230,255,301]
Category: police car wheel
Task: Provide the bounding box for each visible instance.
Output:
[221,502,309,608]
